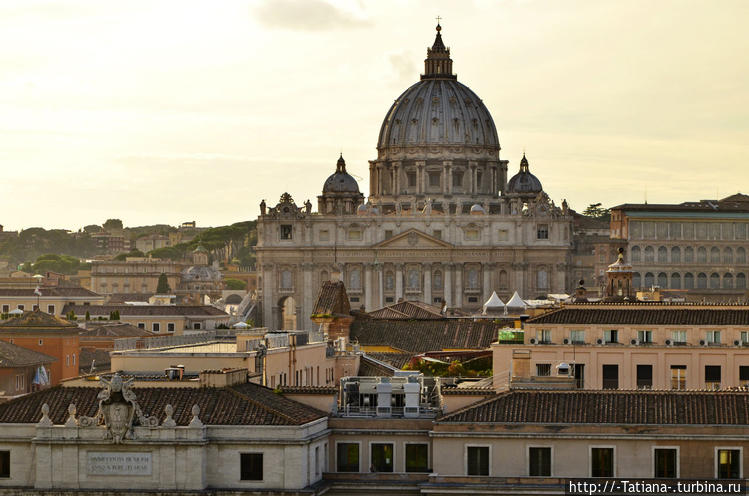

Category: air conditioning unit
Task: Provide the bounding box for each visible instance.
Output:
[664,339,672,346]
[699,339,707,346]
[630,339,638,345]
[734,340,741,346]
[563,338,570,345]
[529,337,537,345]
[596,338,603,345]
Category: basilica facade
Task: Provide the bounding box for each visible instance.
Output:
[256,25,573,330]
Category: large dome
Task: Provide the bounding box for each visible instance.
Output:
[378,79,498,150]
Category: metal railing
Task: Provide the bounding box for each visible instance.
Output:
[114,332,217,351]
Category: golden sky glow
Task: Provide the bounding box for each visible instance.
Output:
[1,0,748,230]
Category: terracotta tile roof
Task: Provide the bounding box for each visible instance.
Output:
[438,390,749,424]
[312,281,351,316]
[0,310,79,329]
[367,301,465,320]
[280,386,338,395]
[0,341,56,368]
[613,194,749,213]
[527,306,749,326]
[441,386,495,396]
[351,318,501,353]
[79,348,110,373]
[0,287,102,298]
[107,293,153,303]
[79,322,154,337]
[0,382,326,426]
[62,304,228,318]
[358,355,398,377]
[363,352,413,369]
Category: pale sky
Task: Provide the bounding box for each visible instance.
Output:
[2,0,748,231]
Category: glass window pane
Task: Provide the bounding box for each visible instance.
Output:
[405,444,429,473]
[337,443,359,472]
[591,448,614,477]
[371,443,393,473]
[529,447,551,476]
[654,449,677,478]
[467,446,490,476]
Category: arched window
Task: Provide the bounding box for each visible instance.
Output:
[697,247,707,263]
[684,247,694,263]
[633,273,641,289]
[723,247,733,264]
[644,272,654,287]
[644,246,655,262]
[738,247,747,264]
[537,269,549,289]
[433,270,443,290]
[657,246,668,263]
[671,246,681,263]
[684,272,694,289]
[467,268,479,289]
[710,272,720,289]
[385,271,394,290]
[349,268,361,290]
[499,270,508,289]
[657,272,668,288]
[671,273,681,289]
[723,273,733,289]
[710,247,720,264]
[697,273,707,289]
[407,269,420,290]
[631,246,641,263]
[320,270,329,282]
[737,273,747,289]
[281,270,293,290]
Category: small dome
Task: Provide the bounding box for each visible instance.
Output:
[506,154,543,196]
[322,155,361,194]
[356,204,369,215]
[470,204,486,215]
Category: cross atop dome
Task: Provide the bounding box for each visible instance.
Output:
[422,21,456,80]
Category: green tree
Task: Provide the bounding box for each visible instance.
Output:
[583,203,610,219]
[224,278,246,290]
[114,249,145,261]
[103,219,123,232]
[156,273,171,294]
[85,311,90,321]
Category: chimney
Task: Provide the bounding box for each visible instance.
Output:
[511,349,531,380]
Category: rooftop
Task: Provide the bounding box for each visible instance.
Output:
[0,310,79,330]
[0,287,102,298]
[439,389,749,425]
[527,305,749,326]
[62,304,228,317]
[0,340,56,368]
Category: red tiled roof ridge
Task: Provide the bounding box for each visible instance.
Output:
[228,383,327,425]
[438,390,514,420]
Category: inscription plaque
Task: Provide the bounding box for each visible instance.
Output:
[87,452,152,476]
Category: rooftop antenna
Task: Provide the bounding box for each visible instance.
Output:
[644,186,647,205]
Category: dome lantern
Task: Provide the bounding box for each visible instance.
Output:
[422,22,456,80]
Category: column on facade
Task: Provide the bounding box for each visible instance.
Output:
[469,163,477,194]
[454,264,463,308]
[395,264,404,301]
[423,263,432,305]
[364,263,373,311]
[393,162,401,196]
[446,163,453,194]
[376,165,383,196]
[302,263,314,330]
[416,161,425,195]
[262,263,275,329]
[375,262,384,308]
[444,263,453,307]
[482,262,493,304]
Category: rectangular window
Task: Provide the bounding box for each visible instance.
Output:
[574,364,585,389]
[315,446,320,476]
[384,230,393,240]
[407,171,417,187]
[371,443,393,473]
[539,329,551,344]
[740,366,749,386]
[280,224,293,240]
[432,230,441,239]
[193,323,201,330]
[654,448,678,478]
[152,323,160,332]
[1,305,8,313]
[465,229,480,241]
[602,364,618,390]
[336,443,359,472]
[498,229,509,241]
[636,364,653,389]
[536,364,551,377]
[240,453,263,481]
[537,224,549,240]
[741,331,749,345]
[604,330,618,344]
[529,447,551,476]
[671,365,686,390]
[319,230,330,241]
[570,330,585,344]
[452,170,463,187]
[638,330,653,343]
[590,447,614,477]
[47,305,55,314]
[707,330,721,345]
[137,322,145,329]
[671,330,687,345]
[428,171,440,187]
[17,305,24,311]
[405,444,429,473]
[167,322,175,333]
[717,449,741,479]
[347,230,362,241]
[466,446,490,476]
[705,365,721,389]
[0,451,8,478]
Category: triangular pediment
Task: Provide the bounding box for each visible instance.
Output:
[374,229,453,249]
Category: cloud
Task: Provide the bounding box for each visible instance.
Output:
[389,51,416,85]
[252,0,370,31]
